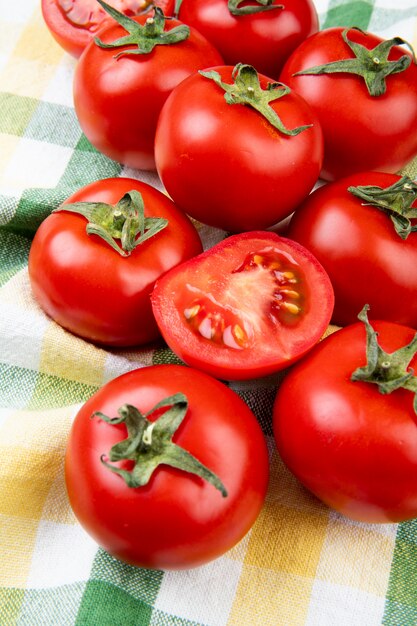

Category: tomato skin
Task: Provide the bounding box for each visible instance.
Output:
[273,320,417,523]
[287,171,417,327]
[177,0,318,80]
[73,16,223,170]
[151,231,334,380]
[65,364,270,569]
[41,0,176,58]
[280,28,417,180]
[155,66,323,232]
[28,177,203,347]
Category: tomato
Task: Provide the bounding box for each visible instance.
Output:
[273,306,417,523]
[155,64,323,232]
[176,0,318,80]
[41,0,176,58]
[287,171,417,327]
[73,5,223,170]
[28,177,203,347]
[151,231,334,380]
[280,27,417,180]
[65,364,270,569]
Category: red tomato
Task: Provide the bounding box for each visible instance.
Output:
[287,171,417,327]
[280,27,417,180]
[273,310,417,523]
[155,64,323,232]
[151,231,334,380]
[41,0,176,58]
[65,364,270,569]
[73,9,223,170]
[176,0,318,80]
[28,177,203,347]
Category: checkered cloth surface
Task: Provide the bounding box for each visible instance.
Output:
[1,0,417,624]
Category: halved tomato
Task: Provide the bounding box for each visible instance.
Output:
[41,0,176,57]
[151,231,334,380]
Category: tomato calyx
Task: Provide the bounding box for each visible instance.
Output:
[348,176,417,240]
[199,64,312,136]
[294,28,416,97]
[351,305,417,413]
[94,0,189,57]
[175,0,283,16]
[93,393,228,495]
[54,190,168,257]
[227,0,283,16]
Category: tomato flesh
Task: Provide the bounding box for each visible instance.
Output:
[151,232,334,380]
[57,0,146,30]
[42,0,175,57]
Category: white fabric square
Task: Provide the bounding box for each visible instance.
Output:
[0,298,49,373]
[154,555,243,626]
[26,519,98,588]
[305,578,386,626]
[0,407,13,426]
[42,56,77,108]
[3,137,73,190]
[0,1,37,23]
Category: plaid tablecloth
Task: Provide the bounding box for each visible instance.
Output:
[1,1,417,624]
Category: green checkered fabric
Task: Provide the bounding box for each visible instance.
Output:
[1,1,417,624]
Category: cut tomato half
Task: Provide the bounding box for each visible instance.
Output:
[41,0,176,57]
[151,232,334,380]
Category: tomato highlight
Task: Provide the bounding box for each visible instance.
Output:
[273,307,417,523]
[29,177,203,347]
[65,365,270,569]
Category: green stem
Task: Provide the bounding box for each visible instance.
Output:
[93,394,228,496]
[294,28,416,97]
[174,0,283,16]
[54,190,168,257]
[351,305,417,413]
[94,0,189,58]
[227,0,284,16]
[348,176,417,240]
[200,63,312,136]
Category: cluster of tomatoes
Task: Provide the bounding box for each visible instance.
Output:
[33,0,417,570]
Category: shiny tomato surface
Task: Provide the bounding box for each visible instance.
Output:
[151,231,334,380]
[65,364,270,569]
[155,65,323,231]
[28,177,202,347]
[73,14,223,170]
[280,27,417,180]
[274,319,417,523]
[288,171,417,327]
[177,0,318,79]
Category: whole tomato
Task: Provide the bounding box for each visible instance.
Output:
[273,306,417,523]
[176,0,318,80]
[151,231,334,380]
[28,177,203,347]
[155,63,323,232]
[41,0,176,58]
[280,27,417,180]
[65,364,270,569]
[73,2,223,170]
[287,171,417,327]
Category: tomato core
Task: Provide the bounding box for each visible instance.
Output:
[181,245,306,352]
